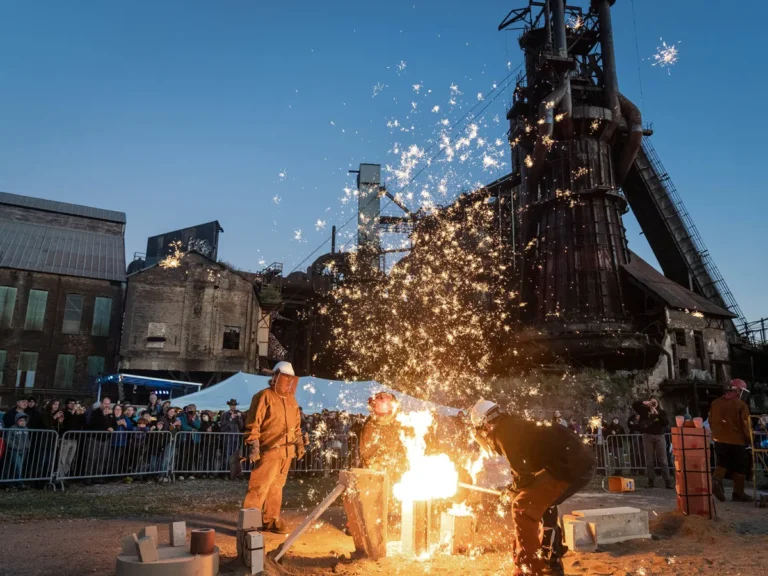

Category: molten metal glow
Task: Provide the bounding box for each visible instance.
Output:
[393,411,459,502]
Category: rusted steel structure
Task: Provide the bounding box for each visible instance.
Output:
[500,0,647,363]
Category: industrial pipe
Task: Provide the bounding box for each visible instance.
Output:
[527,81,569,196]
[595,0,620,137]
[551,0,567,57]
[616,93,643,186]
[551,0,573,136]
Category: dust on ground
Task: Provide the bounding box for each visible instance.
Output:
[0,477,766,576]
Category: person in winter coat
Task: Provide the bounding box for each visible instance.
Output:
[552,410,568,427]
[146,394,163,418]
[632,397,673,489]
[219,399,245,474]
[24,396,44,429]
[177,405,201,478]
[3,398,28,428]
[605,416,626,476]
[7,413,32,488]
[243,362,304,533]
[709,379,753,502]
[109,404,134,476]
[471,400,595,576]
[84,398,113,483]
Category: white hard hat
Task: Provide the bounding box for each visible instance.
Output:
[470,400,501,427]
[273,361,295,376]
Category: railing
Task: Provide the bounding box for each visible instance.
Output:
[0,430,762,488]
[0,429,59,485]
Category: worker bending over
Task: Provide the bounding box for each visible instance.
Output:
[471,400,595,576]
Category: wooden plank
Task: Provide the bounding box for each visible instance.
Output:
[274,482,347,563]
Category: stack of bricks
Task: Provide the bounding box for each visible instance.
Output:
[237,509,264,576]
[120,523,188,563]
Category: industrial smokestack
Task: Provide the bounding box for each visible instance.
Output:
[595,0,621,137]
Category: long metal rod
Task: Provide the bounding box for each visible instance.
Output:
[458,482,503,496]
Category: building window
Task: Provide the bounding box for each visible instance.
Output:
[0,287,17,328]
[223,326,241,350]
[694,331,705,364]
[674,330,686,347]
[24,290,48,331]
[62,294,84,334]
[54,354,76,388]
[16,351,38,388]
[146,322,167,348]
[679,358,689,378]
[87,356,105,382]
[0,349,6,384]
[92,297,112,337]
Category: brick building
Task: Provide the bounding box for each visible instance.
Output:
[121,251,274,385]
[0,192,126,404]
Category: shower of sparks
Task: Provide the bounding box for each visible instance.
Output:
[652,39,680,74]
[272,195,282,204]
[431,105,440,113]
[323,198,512,400]
[566,15,584,30]
[397,60,407,72]
[412,83,422,93]
[315,219,327,231]
[372,82,388,97]
[293,229,303,241]
[159,241,184,269]
[476,92,484,101]
[278,169,287,180]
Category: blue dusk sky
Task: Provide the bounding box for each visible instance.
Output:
[1,0,765,321]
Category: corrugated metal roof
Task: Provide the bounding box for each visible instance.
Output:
[0,219,126,281]
[623,252,736,318]
[0,191,126,224]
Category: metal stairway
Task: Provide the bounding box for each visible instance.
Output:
[622,137,747,338]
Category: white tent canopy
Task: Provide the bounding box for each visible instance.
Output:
[171,372,459,416]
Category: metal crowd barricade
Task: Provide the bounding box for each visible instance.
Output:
[57,430,173,483]
[173,431,242,477]
[603,433,648,476]
[0,428,59,486]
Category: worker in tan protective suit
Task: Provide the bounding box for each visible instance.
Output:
[243,361,304,533]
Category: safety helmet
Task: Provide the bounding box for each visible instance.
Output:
[368,392,398,418]
[273,361,295,376]
[470,400,502,428]
[730,379,748,392]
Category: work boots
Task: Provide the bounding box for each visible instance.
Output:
[712,467,727,502]
[732,474,754,502]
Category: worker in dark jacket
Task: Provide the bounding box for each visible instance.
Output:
[359,392,407,481]
[709,379,753,502]
[244,362,304,533]
[632,397,673,489]
[471,401,595,576]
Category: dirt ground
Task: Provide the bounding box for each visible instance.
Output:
[0,478,766,576]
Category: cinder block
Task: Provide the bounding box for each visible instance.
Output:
[120,533,139,556]
[243,547,264,574]
[563,517,597,552]
[570,507,650,544]
[242,530,264,551]
[238,509,263,531]
[170,521,186,547]
[136,536,159,563]
[138,526,158,543]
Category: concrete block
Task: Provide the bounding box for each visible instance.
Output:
[562,517,597,552]
[120,533,139,556]
[243,547,264,574]
[170,522,186,547]
[138,526,158,543]
[238,508,263,531]
[136,536,159,563]
[439,511,475,554]
[242,530,264,551]
[570,507,651,544]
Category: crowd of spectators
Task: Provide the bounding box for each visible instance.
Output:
[0,395,367,488]
[2,393,766,489]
